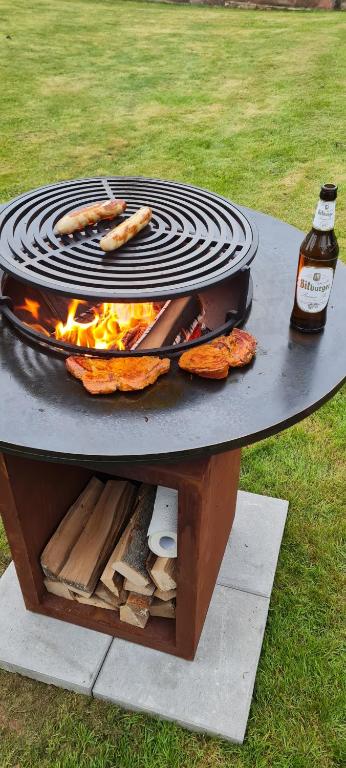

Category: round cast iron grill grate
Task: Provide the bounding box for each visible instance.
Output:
[0,177,258,302]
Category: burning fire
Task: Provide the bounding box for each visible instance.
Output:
[16,298,51,337]
[17,298,41,320]
[17,297,160,351]
[54,300,159,351]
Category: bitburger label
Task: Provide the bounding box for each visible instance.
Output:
[296,266,334,314]
[312,200,336,232]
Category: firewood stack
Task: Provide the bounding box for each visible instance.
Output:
[40,477,177,628]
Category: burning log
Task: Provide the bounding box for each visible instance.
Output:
[54,299,162,352]
[121,323,149,350]
[14,277,204,355]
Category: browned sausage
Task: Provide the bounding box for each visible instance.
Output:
[54,199,126,235]
[100,207,152,252]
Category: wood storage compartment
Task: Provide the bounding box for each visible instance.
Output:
[0,449,241,660]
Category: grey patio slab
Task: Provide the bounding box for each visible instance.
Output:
[0,563,112,694]
[0,491,287,741]
[93,585,269,744]
[217,490,288,597]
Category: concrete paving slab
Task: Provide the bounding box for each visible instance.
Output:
[218,491,288,597]
[0,491,287,741]
[0,563,112,694]
[93,585,269,743]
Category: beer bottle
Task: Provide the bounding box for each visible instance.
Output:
[290,184,339,332]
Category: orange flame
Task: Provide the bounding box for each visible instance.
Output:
[16,297,51,337]
[18,297,160,351]
[17,298,41,320]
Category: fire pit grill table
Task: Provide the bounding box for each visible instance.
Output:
[0,196,345,661]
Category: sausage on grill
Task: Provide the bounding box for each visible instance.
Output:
[54,199,127,235]
[100,206,152,252]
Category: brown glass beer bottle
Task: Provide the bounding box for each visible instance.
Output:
[290,184,339,332]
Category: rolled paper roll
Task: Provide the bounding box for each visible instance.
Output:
[147,486,178,559]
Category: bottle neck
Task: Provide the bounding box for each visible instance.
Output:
[312,198,336,232]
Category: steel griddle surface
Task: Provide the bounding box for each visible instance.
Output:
[0,208,345,464]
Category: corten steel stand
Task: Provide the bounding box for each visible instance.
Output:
[0,208,345,661]
[0,450,240,660]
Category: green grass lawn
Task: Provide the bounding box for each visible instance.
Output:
[0,1,345,766]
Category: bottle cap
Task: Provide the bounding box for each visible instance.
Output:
[320,184,337,202]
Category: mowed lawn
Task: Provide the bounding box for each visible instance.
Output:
[0,1,345,766]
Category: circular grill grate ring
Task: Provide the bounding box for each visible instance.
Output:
[0,177,258,301]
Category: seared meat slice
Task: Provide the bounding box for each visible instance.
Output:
[178,345,230,380]
[179,328,256,379]
[210,328,256,367]
[65,356,109,381]
[221,328,257,367]
[66,355,170,395]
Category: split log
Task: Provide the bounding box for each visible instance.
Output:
[124,578,155,596]
[100,563,125,598]
[148,554,177,592]
[94,581,127,608]
[59,480,136,596]
[154,588,177,602]
[150,598,176,619]
[71,592,117,611]
[119,592,153,628]
[110,484,156,587]
[41,477,104,579]
[44,577,74,600]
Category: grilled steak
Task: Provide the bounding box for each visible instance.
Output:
[179,329,256,379]
[178,344,230,379]
[66,355,170,394]
[221,328,257,367]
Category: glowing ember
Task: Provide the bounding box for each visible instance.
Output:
[18,297,161,351]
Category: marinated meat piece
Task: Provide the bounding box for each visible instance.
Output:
[66,355,170,394]
[65,356,109,381]
[222,328,257,367]
[179,328,256,379]
[178,345,229,380]
[210,328,256,367]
